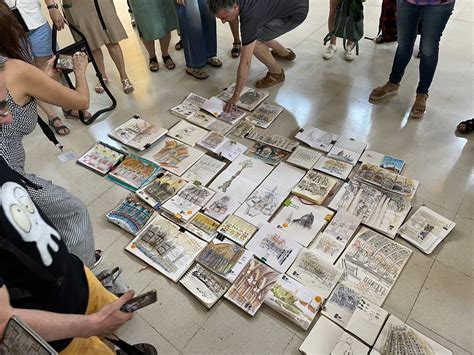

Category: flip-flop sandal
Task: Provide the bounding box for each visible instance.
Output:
[149,57,159,72]
[206,57,223,67]
[255,70,285,89]
[62,109,92,120]
[94,78,108,94]
[271,48,296,61]
[231,42,241,58]
[175,40,183,51]
[410,94,428,118]
[186,68,209,80]
[457,119,474,134]
[162,55,175,70]
[48,117,70,136]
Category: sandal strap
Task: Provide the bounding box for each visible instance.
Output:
[149,56,158,64]
[162,55,172,62]
[48,117,62,125]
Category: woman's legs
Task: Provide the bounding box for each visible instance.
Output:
[159,33,171,57]
[328,0,340,45]
[143,40,157,59]
[92,47,108,80]
[105,43,129,80]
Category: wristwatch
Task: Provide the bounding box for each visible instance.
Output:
[47,3,59,9]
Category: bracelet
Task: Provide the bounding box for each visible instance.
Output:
[47,3,59,9]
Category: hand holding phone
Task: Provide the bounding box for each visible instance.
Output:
[120,290,157,313]
[54,54,74,71]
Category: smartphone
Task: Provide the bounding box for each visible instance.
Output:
[120,289,157,313]
[0,316,57,354]
[54,54,74,71]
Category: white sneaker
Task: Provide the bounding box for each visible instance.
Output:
[344,44,356,61]
[323,44,337,59]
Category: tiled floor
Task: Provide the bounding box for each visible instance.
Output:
[27,0,473,353]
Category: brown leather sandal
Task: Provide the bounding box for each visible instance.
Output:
[271,48,296,61]
[231,42,241,58]
[149,57,159,72]
[49,117,70,136]
[206,57,223,67]
[186,68,209,80]
[255,70,285,88]
[410,93,428,118]
[162,55,175,70]
[369,82,399,101]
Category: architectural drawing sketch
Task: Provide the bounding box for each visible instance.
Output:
[215,139,248,161]
[246,223,302,273]
[170,93,207,120]
[217,214,258,246]
[182,154,225,185]
[207,120,233,135]
[167,120,208,147]
[314,156,353,180]
[287,249,343,298]
[106,195,155,236]
[328,137,367,166]
[322,283,362,327]
[310,233,346,264]
[331,332,370,355]
[295,125,339,152]
[286,145,322,170]
[186,213,220,242]
[225,259,279,316]
[292,171,338,205]
[246,142,288,166]
[197,131,227,152]
[336,228,412,306]
[246,128,299,152]
[229,119,255,137]
[247,102,284,128]
[108,155,160,191]
[136,172,187,209]
[204,192,241,222]
[187,111,217,129]
[215,83,269,111]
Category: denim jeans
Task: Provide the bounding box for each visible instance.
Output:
[176,0,217,69]
[389,0,454,94]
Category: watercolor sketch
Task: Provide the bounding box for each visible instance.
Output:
[106,195,155,235]
[292,171,338,205]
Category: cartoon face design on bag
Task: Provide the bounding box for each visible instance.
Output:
[0,182,61,266]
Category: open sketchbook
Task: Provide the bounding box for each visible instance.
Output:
[108,115,168,151]
[264,274,322,330]
[247,102,284,128]
[106,195,156,236]
[107,155,161,191]
[77,142,125,175]
[167,120,208,147]
[246,223,302,273]
[314,156,354,180]
[229,119,255,138]
[125,215,207,282]
[299,315,370,355]
[203,192,241,222]
[286,145,322,170]
[336,227,412,306]
[181,154,225,186]
[136,172,187,209]
[215,83,269,111]
[201,96,247,125]
[397,206,455,254]
[287,248,342,299]
[246,128,299,152]
[245,142,288,166]
[371,315,453,355]
[329,180,411,239]
[295,125,339,152]
[186,212,220,242]
[327,137,367,165]
[170,93,207,120]
[359,150,405,174]
[292,171,338,205]
[323,284,389,346]
[355,163,419,199]
[179,263,230,309]
[271,195,334,247]
[217,214,258,246]
[197,237,253,282]
[225,258,280,316]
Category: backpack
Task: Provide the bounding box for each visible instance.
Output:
[378,0,397,42]
[324,0,365,54]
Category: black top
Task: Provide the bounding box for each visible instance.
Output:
[0,158,88,352]
[239,0,309,46]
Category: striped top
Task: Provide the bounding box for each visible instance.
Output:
[405,0,454,5]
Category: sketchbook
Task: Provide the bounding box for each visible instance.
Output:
[245,142,288,166]
[187,111,217,129]
[201,96,247,125]
[355,163,419,199]
[228,119,255,137]
[235,162,305,227]
[167,120,208,147]
[246,223,302,273]
[125,215,207,282]
[215,83,269,111]
[336,227,412,306]
[295,125,339,153]
[292,170,338,205]
[179,263,230,309]
[197,131,228,152]
[208,119,233,135]
[77,142,125,175]
[327,137,367,165]
[246,128,299,152]
[203,192,241,222]
[286,145,322,170]
[360,150,406,174]
[329,180,411,239]
[108,115,168,151]
[181,154,225,186]
[322,283,362,327]
[372,315,453,355]
[314,156,353,180]
[170,93,207,120]
[217,214,258,246]
[141,137,204,176]
[309,209,361,264]
[161,182,215,222]
[136,172,187,209]
[271,195,334,247]
[246,102,284,128]
[106,195,156,236]
[287,248,343,298]
[397,206,455,254]
[107,155,161,191]
[186,212,220,242]
[264,274,322,330]
[215,139,248,161]
[197,237,253,282]
[225,258,280,316]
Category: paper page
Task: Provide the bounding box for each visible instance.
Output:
[299,315,344,354]
[345,298,388,346]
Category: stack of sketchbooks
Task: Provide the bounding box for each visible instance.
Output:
[398,206,455,254]
[108,115,168,151]
[170,93,207,120]
[77,141,126,175]
[215,83,269,111]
